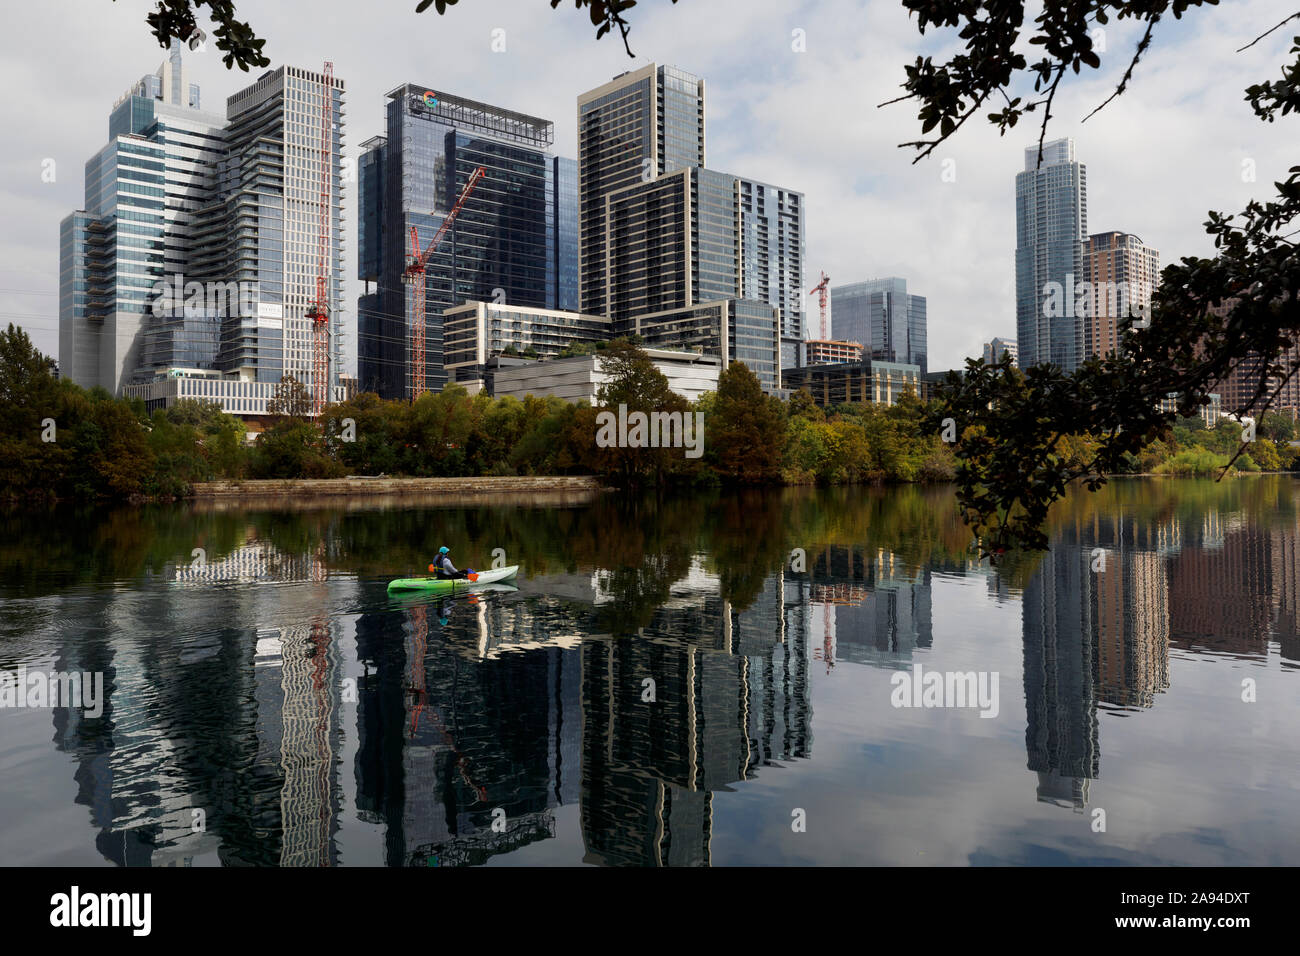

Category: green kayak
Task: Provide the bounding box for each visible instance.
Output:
[387,565,519,593]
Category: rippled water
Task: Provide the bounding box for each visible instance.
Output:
[0,480,1296,866]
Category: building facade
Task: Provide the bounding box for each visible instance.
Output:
[783,359,921,407]
[830,277,927,375]
[806,340,864,365]
[357,85,557,398]
[1015,137,1088,371]
[736,177,805,368]
[553,157,580,312]
[1082,231,1159,359]
[633,298,782,393]
[441,301,609,382]
[492,349,721,404]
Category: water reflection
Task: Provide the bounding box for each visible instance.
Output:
[2,479,1297,866]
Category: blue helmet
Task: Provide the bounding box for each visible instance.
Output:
[438,546,450,554]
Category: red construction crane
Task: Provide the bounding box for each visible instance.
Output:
[305,61,334,417]
[809,271,830,340]
[403,165,488,399]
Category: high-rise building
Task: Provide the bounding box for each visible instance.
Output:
[1198,298,1300,416]
[62,48,345,416]
[60,42,227,394]
[1082,231,1159,358]
[736,177,805,367]
[214,65,345,402]
[1015,137,1087,371]
[357,85,556,398]
[830,277,927,375]
[577,64,705,318]
[982,337,1018,366]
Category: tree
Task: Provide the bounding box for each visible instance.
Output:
[266,374,312,419]
[136,0,679,71]
[594,338,691,487]
[708,362,786,483]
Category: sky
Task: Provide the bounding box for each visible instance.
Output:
[0,0,1295,375]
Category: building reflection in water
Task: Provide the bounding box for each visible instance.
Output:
[1021,504,1299,812]
[51,537,347,866]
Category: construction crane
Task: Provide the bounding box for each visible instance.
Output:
[403,165,488,399]
[809,271,830,340]
[305,61,334,418]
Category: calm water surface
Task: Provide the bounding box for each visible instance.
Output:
[1,479,1296,866]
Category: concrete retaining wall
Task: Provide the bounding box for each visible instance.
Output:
[190,476,605,498]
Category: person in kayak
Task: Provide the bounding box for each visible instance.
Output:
[432,546,468,580]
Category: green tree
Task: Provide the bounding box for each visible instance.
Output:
[595,339,692,487]
[708,362,785,483]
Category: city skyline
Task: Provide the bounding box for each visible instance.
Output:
[5,0,1291,379]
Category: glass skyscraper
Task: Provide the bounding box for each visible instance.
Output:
[357,85,559,398]
[830,277,927,376]
[60,42,226,394]
[1015,137,1088,371]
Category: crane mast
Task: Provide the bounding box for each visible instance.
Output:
[305,61,335,417]
[809,271,830,341]
[403,165,488,399]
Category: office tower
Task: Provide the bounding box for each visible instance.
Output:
[553,157,580,312]
[1016,137,1087,371]
[577,64,705,318]
[60,41,227,394]
[602,166,784,391]
[830,277,928,375]
[357,85,555,398]
[1082,231,1159,358]
[62,49,346,416]
[983,337,1018,366]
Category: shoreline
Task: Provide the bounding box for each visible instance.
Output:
[189,475,609,501]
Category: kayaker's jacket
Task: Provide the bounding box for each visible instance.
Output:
[435,554,459,577]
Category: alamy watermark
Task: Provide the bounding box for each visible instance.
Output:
[889,663,999,718]
[595,404,704,459]
[1042,275,1151,326]
[151,273,261,319]
[1,666,104,718]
